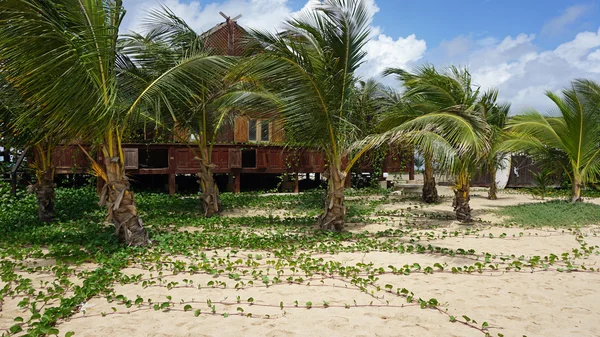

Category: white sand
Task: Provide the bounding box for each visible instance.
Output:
[3,190,600,337]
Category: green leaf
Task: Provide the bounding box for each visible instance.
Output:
[65,332,76,337]
[194,309,201,317]
[183,305,192,312]
[10,324,23,334]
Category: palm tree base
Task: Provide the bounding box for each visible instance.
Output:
[31,178,55,224]
[422,179,439,203]
[453,190,472,223]
[319,170,346,232]
[488,181,498,200]
[199,190,221,217]
[198,168,222,217]
[100,179,150,247]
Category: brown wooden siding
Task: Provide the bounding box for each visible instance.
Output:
[52,144,411,175]
[204,23,247,56]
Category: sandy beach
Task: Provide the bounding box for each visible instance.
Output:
[2,190,600,337]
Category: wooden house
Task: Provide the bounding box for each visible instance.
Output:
[50,14,414,194]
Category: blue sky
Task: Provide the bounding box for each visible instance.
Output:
[122,0,600,113]
[369,1,598,49]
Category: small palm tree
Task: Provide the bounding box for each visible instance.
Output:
[122,7,238,217]
[0,0,232,245]
[381,67,444,203]
[232,0,374,231]
[361,65,489,222]
[478,89,510,200]
[505,79,600,202]
[0,80,59,223]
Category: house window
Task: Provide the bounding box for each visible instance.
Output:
[248,119,270,142]
[261,120,269,141]
[248,119,257,141]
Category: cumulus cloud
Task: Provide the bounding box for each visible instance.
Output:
[118,0,600,114]
[440,35,472,57]
[496,33,535,52]
[121,0,426,81]
[541,4,593,36]
[121,0,296,34]
[360,34,427,77]
[433,29,600,114]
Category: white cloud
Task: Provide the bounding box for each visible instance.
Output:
[589,49,600,61]
[121,0,425,81]
[121,0,296,34]
[541,4,593,36]
[360,34,427,77]
[496,33,535,52]
[432,29,600,114]
[440,35,472,57]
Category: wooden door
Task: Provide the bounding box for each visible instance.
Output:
[228,148,242,169]
[233,116,249,143]
[123,148,139,170]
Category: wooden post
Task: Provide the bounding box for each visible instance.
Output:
[314,172,320,182]
[293,172,299,193]
[227,173,235,192]
[168,174,176,195]
[234,171,241,193]
[168,147,176,195]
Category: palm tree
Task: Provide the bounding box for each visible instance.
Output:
[478,89,510,200]
[505,79,600,202]
[361,65,489,222]
[379,67,442,203]
[232,0,374,231]
[0,80,59,223]
[121,7,237,217]
[0,0,232,245]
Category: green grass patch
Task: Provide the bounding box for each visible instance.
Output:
[496,200,600,227]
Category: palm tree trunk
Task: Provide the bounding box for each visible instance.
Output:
[571,179,582,203]
[318,166,346,232]
[198,158,221,217]
[31,144,55,223]
[422,153,439,203]
[453,173,472,223]
[33,169,55,224]
[99,140,150,247]
[488,166,498,200]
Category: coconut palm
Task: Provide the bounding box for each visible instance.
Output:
[478,89,510,200]
[379,67,442,203]
[505,79,600,202]
[360,65,490,222]
[0,80,59,223]
[0,0,232,245]
[231,0,374,231]
[121,7,238,217]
